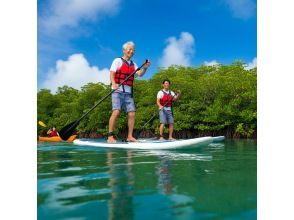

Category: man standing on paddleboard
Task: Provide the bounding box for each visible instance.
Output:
[107,41,151,143]
[157,79,181,140]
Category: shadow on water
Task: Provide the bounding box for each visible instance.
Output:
[37,139,256,219]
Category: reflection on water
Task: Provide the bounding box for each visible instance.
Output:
[38,139,256,220]
[107,150,134,220]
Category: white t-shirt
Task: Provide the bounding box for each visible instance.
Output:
[157,90,175,110]
[110,58,138,93]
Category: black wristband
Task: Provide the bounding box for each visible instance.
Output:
[108,132,115,137]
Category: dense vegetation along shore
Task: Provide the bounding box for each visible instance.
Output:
[38,63,257,139]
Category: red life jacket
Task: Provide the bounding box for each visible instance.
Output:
[114,58,136,87]
[160,90,173,107]
[49,130,58,137]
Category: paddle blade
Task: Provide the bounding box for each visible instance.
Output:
[38,121,46,127]
[59,120,79,141]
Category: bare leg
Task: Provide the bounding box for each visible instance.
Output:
[168,124,175,140]
[127,111,137,142]
[159,123,165,140]
[107,110,120,143]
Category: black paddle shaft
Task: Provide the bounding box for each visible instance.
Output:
[59,59,149,140]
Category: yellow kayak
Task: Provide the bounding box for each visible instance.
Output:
[38,135,77,142]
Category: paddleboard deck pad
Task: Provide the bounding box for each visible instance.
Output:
[73,136,224,150]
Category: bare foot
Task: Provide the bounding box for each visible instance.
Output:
[126,137,138,142]
[159,137,165,140]
[168,137,176,140]
[107,136,117,143]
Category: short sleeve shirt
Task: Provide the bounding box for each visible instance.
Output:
[157,90,175,110]
[110,58,138,93]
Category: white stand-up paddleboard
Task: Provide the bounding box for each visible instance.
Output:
[73,136,224,150]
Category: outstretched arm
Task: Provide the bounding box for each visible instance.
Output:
[136,60,151,77]
[173,90,181,101]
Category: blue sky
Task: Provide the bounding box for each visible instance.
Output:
[38,0,257,93]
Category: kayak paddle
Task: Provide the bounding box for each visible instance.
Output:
[59,59,149,141]
[38,121,47,127]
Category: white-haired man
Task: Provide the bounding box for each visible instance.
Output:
[107,41,151,143]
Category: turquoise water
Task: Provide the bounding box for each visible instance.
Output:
[37,139,257,220]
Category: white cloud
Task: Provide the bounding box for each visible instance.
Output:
[224,0,256,20]
[244,57,257,70]
[42,54,110,93]
[159,32,195,68]
[203,60,220,66]
[40,0,121,32]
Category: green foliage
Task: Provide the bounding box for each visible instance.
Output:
[37,63,257,138]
